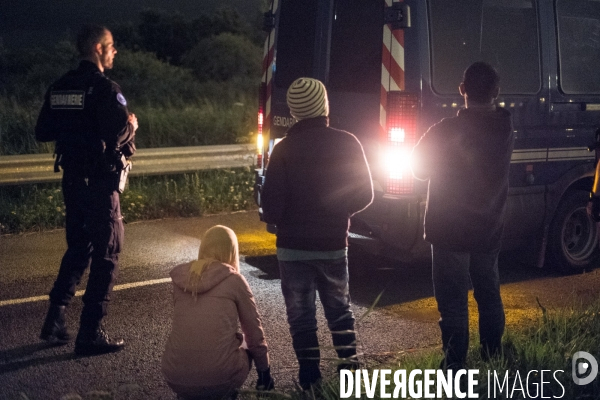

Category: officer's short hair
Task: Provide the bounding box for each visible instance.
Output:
[76,24,109,57]
[462,62,499,103]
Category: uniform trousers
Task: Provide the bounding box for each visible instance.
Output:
[49,169,123,331]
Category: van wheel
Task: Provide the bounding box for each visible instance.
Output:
[547,190,599,273]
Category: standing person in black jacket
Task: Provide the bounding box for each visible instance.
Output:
[261,77,373,389]
[411,62,514,370]
[36,24,137,355]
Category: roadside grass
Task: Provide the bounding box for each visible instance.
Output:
[0,168,255,234]
[243,300,600,400]
[134,98,255,148]
[0,95,256,155]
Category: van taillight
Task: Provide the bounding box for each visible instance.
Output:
[385,92,418,195]
[257,83,267,168]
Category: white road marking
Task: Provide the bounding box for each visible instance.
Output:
[0,277,172,307]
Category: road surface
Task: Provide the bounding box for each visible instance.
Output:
[0,211,598,399]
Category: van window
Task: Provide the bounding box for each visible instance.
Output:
[329,0,384,93]
[557,0,600,94]
[429,0,540,95]
[275,0,318,89]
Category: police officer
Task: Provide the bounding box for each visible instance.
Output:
[36,24,137,355]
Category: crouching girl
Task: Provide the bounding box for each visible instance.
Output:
[162,225,274,399]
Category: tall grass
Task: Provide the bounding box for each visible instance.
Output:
[135,98,255,148]
[0,46,259,155]
[0,168,255,234]
[0,96,51,155]
[274,301,600,400]
[0,95,256,154]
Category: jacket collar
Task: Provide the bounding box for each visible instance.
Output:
[78,60,103,75]
[287,116,329,136]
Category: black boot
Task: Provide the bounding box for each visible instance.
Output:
[74,325,125,356]
[40,305,71,344]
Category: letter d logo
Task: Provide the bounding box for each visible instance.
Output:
[572,351,599,385]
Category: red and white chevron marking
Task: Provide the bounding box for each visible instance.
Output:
[261,0,279,138]
[380,0,406,138]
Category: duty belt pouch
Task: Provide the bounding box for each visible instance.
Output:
[118,159,131,193]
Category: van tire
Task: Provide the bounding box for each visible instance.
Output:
[547,190,600,273]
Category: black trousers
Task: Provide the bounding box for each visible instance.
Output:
[49,170,123,331]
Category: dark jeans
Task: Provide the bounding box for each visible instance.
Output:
[431,245,505,366]
[279,257,357,387]
[49,171,123,331]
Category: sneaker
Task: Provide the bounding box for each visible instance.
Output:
[299,363,322,391]
[75,326,124,356]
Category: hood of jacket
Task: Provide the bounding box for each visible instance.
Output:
[169,261,236,294]
[286,116,329,137]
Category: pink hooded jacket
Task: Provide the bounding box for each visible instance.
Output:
[161,260,269,393]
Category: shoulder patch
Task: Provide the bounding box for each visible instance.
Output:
[116,93,127,106]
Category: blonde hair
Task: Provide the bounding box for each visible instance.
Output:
[188,225,240,290]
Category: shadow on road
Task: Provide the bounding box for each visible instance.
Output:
[244,255,279,280]
[244,249,592,309]
[0,343,79,374]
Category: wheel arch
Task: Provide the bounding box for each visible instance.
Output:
[536,162,596,269]
[540,163,598,271]
[546,166,594,225]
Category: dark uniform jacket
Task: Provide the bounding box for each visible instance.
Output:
[411,107,514,252]
[261,117,374,251]
[35,60,135,176]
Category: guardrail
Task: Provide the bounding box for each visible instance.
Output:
[0,144,258,185]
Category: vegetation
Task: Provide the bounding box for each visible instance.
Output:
[0,7,263,155]
[246,300,600,400]
[0,168,256,235]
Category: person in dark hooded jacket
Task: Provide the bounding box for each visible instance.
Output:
[261,77,373,390]
[411,62,514,369]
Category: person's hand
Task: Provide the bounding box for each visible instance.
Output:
[128,113,138,132]
[256,367,275,391]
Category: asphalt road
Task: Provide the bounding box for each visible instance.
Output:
[0,211,599,399]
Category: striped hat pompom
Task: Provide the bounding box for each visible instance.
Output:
[286,77,329,121]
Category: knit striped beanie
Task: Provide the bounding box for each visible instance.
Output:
[286,77,329,121]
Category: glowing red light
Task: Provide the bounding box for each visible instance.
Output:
[385,93,418,195]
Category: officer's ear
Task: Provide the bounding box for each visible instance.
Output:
[93,42,103,56]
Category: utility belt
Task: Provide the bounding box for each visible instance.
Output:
[54,144,132,193]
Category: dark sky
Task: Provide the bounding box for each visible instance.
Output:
[0,0,261,48]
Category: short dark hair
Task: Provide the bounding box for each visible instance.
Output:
[76,24,108,57]
[462,62,499,103]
